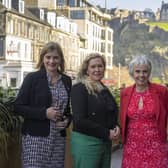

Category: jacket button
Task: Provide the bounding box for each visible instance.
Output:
[92,112,96,115]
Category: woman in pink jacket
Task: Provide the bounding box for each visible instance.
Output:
[120,55,168,168]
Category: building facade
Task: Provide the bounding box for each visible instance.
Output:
[0,0,114,87]
[0,0,80,87]
[56,0,114,78]
[0,1,51,87]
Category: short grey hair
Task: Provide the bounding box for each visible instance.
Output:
[128,55,152,77]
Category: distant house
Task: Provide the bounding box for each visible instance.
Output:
[160,1,168,21]
[142,8,155,21]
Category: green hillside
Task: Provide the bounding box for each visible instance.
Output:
[146,21,168,31]
[112,21,168,81]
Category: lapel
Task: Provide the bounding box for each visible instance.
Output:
[37,69,50,90]
[123,83,161,121]
[36,69,52,105]
[148,83,160,120]
[122,85,135,117]
[61,74,71,94]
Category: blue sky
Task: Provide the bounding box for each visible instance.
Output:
[89,0,166,12]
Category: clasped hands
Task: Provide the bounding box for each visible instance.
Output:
[109,126,120,140]
[46,107,68,128]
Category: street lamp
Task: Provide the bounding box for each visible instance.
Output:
[118,63,121,88]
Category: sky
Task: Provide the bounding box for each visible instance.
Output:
[89,0,166,12]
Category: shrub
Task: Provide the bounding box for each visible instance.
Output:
[0,87,23,157]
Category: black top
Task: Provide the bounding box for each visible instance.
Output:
[14,69,72,137]
[71,82,118,141]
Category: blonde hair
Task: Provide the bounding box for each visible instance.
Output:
[77,53,106,95]
[36,41,65,72]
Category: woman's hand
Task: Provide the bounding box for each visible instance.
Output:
[109,129,115,140]
[113,126,120,139]
[109,126,120,140]
[46,107,62,121]
[56,118,69,129]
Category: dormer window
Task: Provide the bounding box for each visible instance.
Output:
[19,0,24,14]
[2,0,11,9]
[47,12,56,27]
[40,9,44,20]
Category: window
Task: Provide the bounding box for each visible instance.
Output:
[0,38,4,57]
[69,0,75,7]
[107,56,112,66]
[18,21,21,36]
[17,42,21,57]
[57,0,65,6]
[23,72,29,78]
[24,22,28,37]
[25,43,28,59]
[7,17,12,34]
[101,42,105,52]
[86,24,88,34]
[40,9,44,20]
[47,12,56,27]
[70,10,85,19]
[10,78,17,87]
[108,31,112,41]
[19,0,24,14]
[2,0,11,9]
[108,44,111,53]
[101,30,105,40]
[93,26,95,36]
[21,21,25,36]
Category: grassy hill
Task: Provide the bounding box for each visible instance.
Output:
[112,20,168,81]
[146,21,168,31]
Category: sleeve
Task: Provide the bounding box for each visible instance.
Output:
[64,76,72,128]
[119,89,124,129]
[111,93,119,128]
[14,73,47,120]
[164,88,168,139]
[165,89,168,115]
[71,83,110,140]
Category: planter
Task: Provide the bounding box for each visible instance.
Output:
[65,126,73,168]
[0,134,21,168]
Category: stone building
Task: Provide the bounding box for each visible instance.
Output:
[0,0,51,87]
[0,0,114,87]
[0,0,80,87]
[54,0,114,78]
[160,1,168,21]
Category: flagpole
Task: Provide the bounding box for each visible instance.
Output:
[105,0,107,11]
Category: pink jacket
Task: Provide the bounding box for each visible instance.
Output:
[120,82,168,144]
